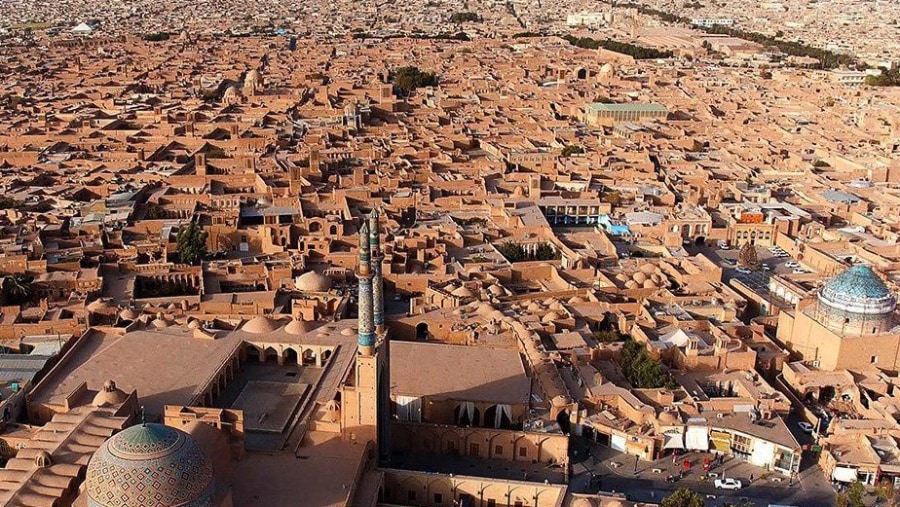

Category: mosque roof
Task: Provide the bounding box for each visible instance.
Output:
[819,264,896,314]
[822,265,891,301]
[85,423,214,507]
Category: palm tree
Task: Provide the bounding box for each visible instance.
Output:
[2,274,34,306]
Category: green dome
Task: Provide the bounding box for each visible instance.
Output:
[819,265,896,315]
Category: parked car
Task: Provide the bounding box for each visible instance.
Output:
[714,478,743,490]
[736,267,753,274]
[797,421,814,434]
[793,268,808,274]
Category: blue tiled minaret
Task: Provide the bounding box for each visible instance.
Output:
[369,209,385,336]
[357,222,375,356]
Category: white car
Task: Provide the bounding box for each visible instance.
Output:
[798,421,814,434]
[736,267,753,274]
[785,261,800,269]
[714,478,743,490]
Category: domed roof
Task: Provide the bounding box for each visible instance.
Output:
[451,286,475,298]
[87,299,114,312]
[819,265,896,314]
[658,410,680,425]
[222,85,239,99]
[475,302,495,316]
[241,315,281,334]
[92,380,129,408]
[542,311,561,323]
[284,319,316,335]
[296,271,332,292]
[119,308,139,321]
[151,317,172,329]
[85,423,214,507]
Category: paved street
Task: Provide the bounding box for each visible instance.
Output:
[569,440,836,507]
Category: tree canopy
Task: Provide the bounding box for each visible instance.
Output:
[615,2,856,69]
[1,274,35,306]
[661,488,704,507]
[496,242,561,263]
[176,222,209,266]
[450,12,481,23]
[621,339,669,388]
[563,35,673,59]
[561,145,584,157]
[865,67,900,87]
[389,66,439,98]
[835,481,866,507]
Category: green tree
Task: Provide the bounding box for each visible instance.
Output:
[875,480,897,505]
[142,32,170,41]
[497,242,525,262]
[497,242,560,262]
[847,480,866,507]
[601,191,622,206]
[593,329,624,343]
[2,274,34,306]
[176,222,208,266]
[620,340,667,388]
[450,12,481,23]
[661,487,704,507]
[562,34,673,59]
[0,196,23,210]
[560,145,584,157]
[389,66,438,98]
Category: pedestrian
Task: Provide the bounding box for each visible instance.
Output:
[750,473,754,482]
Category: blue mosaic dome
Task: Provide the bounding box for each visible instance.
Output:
[819,265,896,315]
[85,424,214,507]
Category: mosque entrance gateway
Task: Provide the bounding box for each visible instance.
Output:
[416,322,429,341]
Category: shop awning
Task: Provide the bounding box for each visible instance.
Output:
[663,432,685,450]
[711,438,730,453]
[685,426,709,451]
[832,466,858,483]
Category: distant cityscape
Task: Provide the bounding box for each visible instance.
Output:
[0,1,898,507]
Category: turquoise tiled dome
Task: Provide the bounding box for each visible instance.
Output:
[85,423,214,507]
[819,265,896,315]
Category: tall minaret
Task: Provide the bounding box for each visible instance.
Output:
[357,222,375,356]
[369,209,385,335]
[369,209,391,464]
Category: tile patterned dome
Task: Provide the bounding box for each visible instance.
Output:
[85,423,214,507]
[819,265,896,315]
